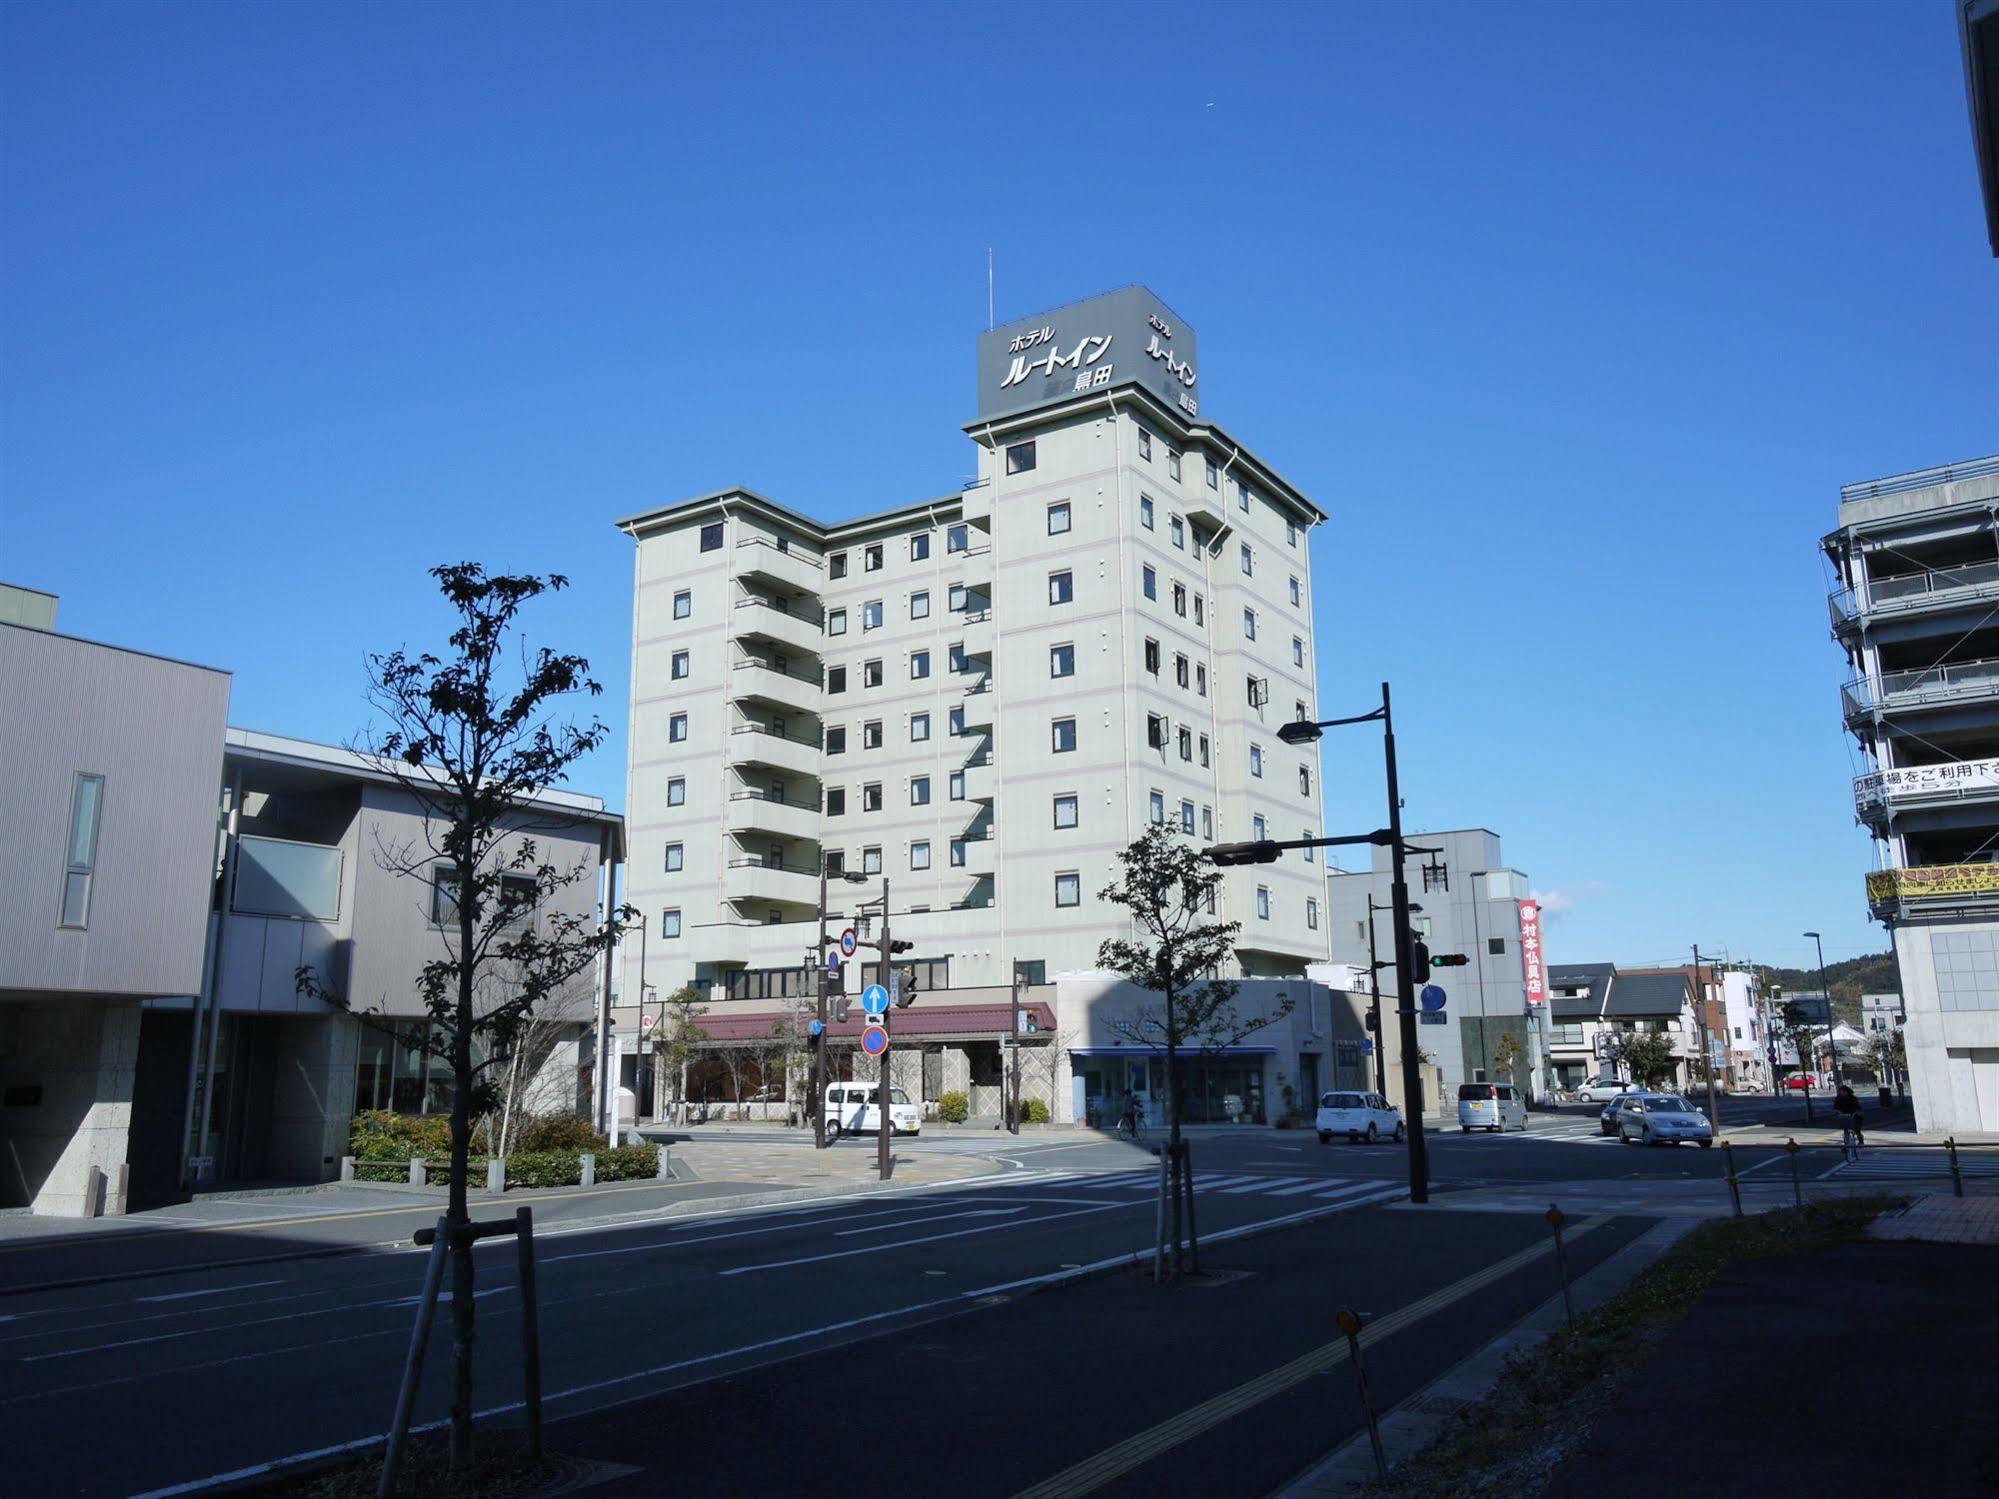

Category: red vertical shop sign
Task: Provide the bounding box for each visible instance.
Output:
[1517,900,1547,1006]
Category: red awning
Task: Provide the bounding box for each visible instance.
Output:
[695,1001,1055,1044]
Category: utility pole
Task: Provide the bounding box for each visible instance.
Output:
[877,878,892,1182]
[1382,682,1429,1205]
[1692,944,1723,1132]
[1806,930,1842,1086]
[1008,967,1023,1135]
[813,858,829,1150]
[1365,902,1389,1096]
[595,856,618,1139]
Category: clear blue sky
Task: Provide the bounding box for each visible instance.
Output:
[4,2,1993,974]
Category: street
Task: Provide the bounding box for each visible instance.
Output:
[4,1113,1979,1498]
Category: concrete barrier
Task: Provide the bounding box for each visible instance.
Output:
[656,1144,672,1180]
[486,1158,506,1193]
[409,1157,426,1187]
[579,1153,596,1188]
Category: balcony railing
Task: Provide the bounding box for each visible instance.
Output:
[1840,454,1999,503]
[727,856,820,876]
[728,789,821,813]
[1831,562,1999,629]
[1843,654,1999,715]
[730,722,824,749]
[735,536,822,571]
[733,654,824,687]
[1866,862,1999,915]
[733,595,826,628]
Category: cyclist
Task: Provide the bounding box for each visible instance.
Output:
[1833,1083,1865,1162]
[1117,1091,1143,1141]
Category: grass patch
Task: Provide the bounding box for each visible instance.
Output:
[238,1429,574,1498]
[1373,1197,1899,1498]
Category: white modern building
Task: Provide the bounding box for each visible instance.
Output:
[1721,969,1771,1090]
[1825,453,1999,1132]
[616,288,1336,1119]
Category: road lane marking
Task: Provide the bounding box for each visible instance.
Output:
[135,1280,284,1304]
[721,1201,1142,1276]
[1310,1181,1402,1203]
[1009,1215,1609,1499]
[1215,1177,1310,1194]
[1266,1178,1354,1196]
[834,1208,1024,1237]
[540,1203,945,1264]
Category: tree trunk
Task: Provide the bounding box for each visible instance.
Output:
[448,886,476,1472]
[1164,989,1183,1281]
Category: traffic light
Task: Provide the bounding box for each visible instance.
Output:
[1411,937,1431,983]
[1430,952,1470,968]
[895,963,918,1007]
[832,992,852,1024]
[888,939,915,955]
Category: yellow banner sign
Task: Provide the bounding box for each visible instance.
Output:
[1866,864,1999,903]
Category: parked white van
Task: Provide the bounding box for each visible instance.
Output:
[824,1083,922,1137]
[1457,1082,1527,1132]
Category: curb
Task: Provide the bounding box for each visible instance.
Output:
[1269,1215,1699,1497]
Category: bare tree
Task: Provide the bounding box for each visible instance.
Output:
[296,563,627,1474]
[1096,826,1289,1278]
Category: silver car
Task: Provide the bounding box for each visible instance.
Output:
[1617,1093,1714,1148]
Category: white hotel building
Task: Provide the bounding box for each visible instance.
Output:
[615,288,1344,1124]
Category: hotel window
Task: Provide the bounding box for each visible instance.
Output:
[59,772,103,927]
[1299,766,1312,796]
[1050,642,1075,678]
[862,720,882,748]
[1149,790,1165,825]
[910,649,930,679]
[1140,495,1155,529]
[1307,898,1320,930]
[1147,713,1167,749]
[910,590,930,620]
[1177,726,1192,761]
[671,650,689,680]
[827,788,846,816]
[1179,800,1195,834]
[669,712,688,743]
[862,783,883,812]
[950,644,968,673]
[865,544,883,571]
[1047,501,1071,535]
[910,532,930,561]
[826,726,847,754]
[700,522,724,552]
[1053,793,1078,829]
[673,589,691,619]
[1144,638,1160,675]
[1202,806,1214,839]
[1194,594,1205,625]
[1253,814,1268,839]
[827,608,848,636]
[1292,636,1305,666]
[862,600,883,630]
[1049,570,1074,605]
[1196,664,1208,696]
[1172,582,1187,617]
[1250,745,1265,777]
[829,551,848,579]
[1301,829,1316,862]
[1169,450,1182,480]
[863,846,883,875]
[1287,519,1299,547]
[667,777,686,807]
[910,776,931,806]
[827,666,848,694]
[950,771,966,800]
[664,843,684,873]
[949,583,967,611]
[1142,565,1157,600]
[910,841,932,870]
[1289,576,1301,606]
[1137,427,1152,460]
[1199,734,1211,767]
[1055,872,1081,908]
[1006,441,1037,474]
[947,524,968,552]
[951,839,967,867]
[1294,699,1308,722]
[1237,480,1250,512]
[1256,886,1271,920]
[1243,608,1257,641]
[1170,516,1185,549]
[1175,653,1189,688]
[863,659,883,688]
[1052,717,1077,753]
[1240,542,1254,576]
[949,706,966,735]
[1205,459,1219,491]
[662,908,683,938]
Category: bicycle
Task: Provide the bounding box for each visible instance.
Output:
[1116,1105,1145,1142]
[1840,1117,1865,1164]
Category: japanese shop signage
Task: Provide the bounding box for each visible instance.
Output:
[975,286,1199,424]
[1855,755,1999,807]
[1517,899,1547,1007]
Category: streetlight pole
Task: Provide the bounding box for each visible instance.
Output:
[1805,930,1841,1085]
[1366,900,1392,1096]
[1380,684,1431,1204]
[877,878,893,1182]
[815,858,830,1150]
[1691,944,1723,1133]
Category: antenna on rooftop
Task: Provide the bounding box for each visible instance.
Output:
[987,248,994,331]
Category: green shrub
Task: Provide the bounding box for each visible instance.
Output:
[513,1112,605,1153]
[596,1145,658,1181]
[349,1110,451,1162]
[1019,1097,1051,1124]
[936,1091,969,1123]
[504,1151,584,1189]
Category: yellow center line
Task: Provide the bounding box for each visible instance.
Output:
[1009,1217,1609,1499]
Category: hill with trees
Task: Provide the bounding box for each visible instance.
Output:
[1754,951,1897,1025]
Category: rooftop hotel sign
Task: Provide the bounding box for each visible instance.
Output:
[975,286,1198,424]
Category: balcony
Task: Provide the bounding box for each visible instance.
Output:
[1865,862,1999,918]
[959,757,994,803]
[956,829,996,877]
[723,857,821,908]
[734,536,822,595]
[960,678,995,729]
[730,657,822,709]
[960,481,992,527]
[1842,655,1999,725]
[1830,561,1999,636]
[957,543,993,596]
[1855,754,1999,822]
[726,790,821,842]
[726,723,823,779]
[687,923,750,969]
[959,609,994,659]
[732,597,823,657]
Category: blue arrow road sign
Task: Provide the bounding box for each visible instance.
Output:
[826,951,841,974]
[861,1026,888,1056]
[861,984,890,1017]
[807,1019,824,1038]
[1420,984,1447,1012]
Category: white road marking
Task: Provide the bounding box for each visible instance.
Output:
[135,1280,284,1305]
[1215,1176,1311,1194]
[544,1203,939,1263]
[1266,1178,1355,1196]
[834,1208,1024,1237]
[721,1200,1141,1276]
[1312,1181,1399,1203]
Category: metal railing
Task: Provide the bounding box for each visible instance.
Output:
[732,654,824,687]
[1831,562,1999,628]
[1854,756,1999,817]
[729,721,824,749]
[1840,454,1999,503]
[727,790,821,813]
[725,856,819,877]
[733,595,826,629]
[735,535,823,571]
[1843,654,1999,714]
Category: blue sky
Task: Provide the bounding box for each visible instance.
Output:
[4,2,1993,973]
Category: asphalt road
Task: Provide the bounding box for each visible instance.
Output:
[0,1119,1970,1498]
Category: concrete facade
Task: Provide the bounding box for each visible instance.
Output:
[1825,454,1999,1132]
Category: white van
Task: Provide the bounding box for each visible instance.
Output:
[824,1083,922,1137]
[1457,1082,1527,1132]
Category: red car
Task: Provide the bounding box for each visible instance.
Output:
[1782,1074,1819,1091]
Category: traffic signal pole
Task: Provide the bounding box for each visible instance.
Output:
[1382,683,1430,1204]
[813,861,829,1150]
[877,879,892,1182]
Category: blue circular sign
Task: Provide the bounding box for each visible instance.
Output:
[861,984,890,1017]
[861,1026,888,1056]
[1420,984,1448,1012]
[807,1018,824,1038]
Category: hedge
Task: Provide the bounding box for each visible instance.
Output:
[1019,1097,1051,1124]
[356,1144,659,1189]
[935,1090,969,1123]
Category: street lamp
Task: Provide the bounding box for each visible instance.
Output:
[1804,930,1841,1086]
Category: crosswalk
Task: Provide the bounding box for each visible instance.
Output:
[1509,1120,1622,1146]
[1003,1168,1405,1205]
[1818,1149,1999,1182]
